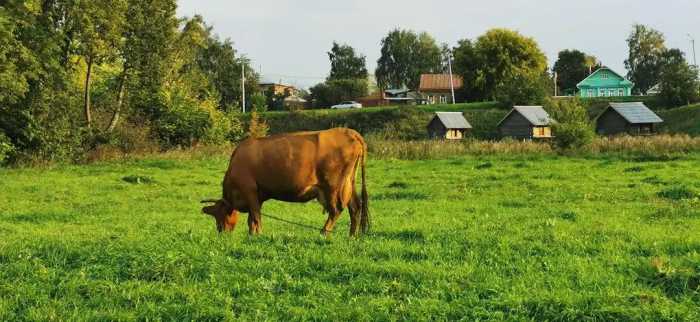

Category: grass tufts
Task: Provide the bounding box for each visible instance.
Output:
[657,185,697,201]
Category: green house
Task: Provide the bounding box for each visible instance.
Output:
[576,67,633,98]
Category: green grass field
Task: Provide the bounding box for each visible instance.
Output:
[1,153,699,320]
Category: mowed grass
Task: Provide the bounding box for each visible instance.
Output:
[1,154,700,321]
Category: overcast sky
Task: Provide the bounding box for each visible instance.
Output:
[178,0,700,89]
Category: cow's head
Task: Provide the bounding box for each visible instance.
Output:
[201,199,240,232]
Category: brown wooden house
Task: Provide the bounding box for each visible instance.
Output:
[497,106,554,140]
[595,102,663,136]
[419,74,464,104]
[427,112,472,140]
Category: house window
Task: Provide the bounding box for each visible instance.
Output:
[588,89,593,97]
[602,72,608,79]
[619,89,625,96]
[599,89,606,97]
[534,127,546,137]
[440,95,447,104]
[609,89,616,97]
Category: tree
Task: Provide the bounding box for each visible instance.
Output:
[658,49,699,107]
[198,26,258,111]
[584,55,602,74]
[309,79,368,108]
[625,24,666,95]
[375,29,442,90]
[121,0,178,120]
[553,50,589,95]
[453,28,549,104]
[71,0,128,127]
[327,42,368,81]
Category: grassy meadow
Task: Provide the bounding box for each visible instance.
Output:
[1,152,700,320]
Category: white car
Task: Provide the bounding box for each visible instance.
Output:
[331,101,362,109]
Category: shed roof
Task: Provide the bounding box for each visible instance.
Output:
[607,102,663,124]
[432,112,472,129]
[419,74,464,91]
[506,106,553,126]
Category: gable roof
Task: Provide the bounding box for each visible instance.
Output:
[419,74,464,91]
[576,67,633,89]
[605,102,663,124]
[498,106,553,127]
[432,112,472,129]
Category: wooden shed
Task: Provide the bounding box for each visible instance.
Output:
[427,112,472,140]
[497,106,554,140]
[595,102,663,136]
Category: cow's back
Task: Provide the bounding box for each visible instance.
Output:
[226,128,364,200]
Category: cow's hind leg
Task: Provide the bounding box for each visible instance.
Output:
[348,191,361,237]
[320,189,343,236]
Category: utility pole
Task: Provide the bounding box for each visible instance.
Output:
[553,72,558,97]
[241,64,246,113]
[447,51,456,104]
[688,34,697,67]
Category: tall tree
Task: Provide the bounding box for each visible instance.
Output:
[584,55,602,74]
[375,29,442,90]
[327,42,368,81]
[658,49,699,107]
[197,30,258,111]
[71,0,127,127]
[625,24,667,95]
[453,28,549,104]
[553,49,589,95]
[121,0,178,119]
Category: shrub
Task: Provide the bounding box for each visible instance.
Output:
[154,104,210,147]
[0,132,16,165]
[247,111,269,138]
[545,98,595,150]
[250,93,268,112]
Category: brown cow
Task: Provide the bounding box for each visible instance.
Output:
[201,128,370,236]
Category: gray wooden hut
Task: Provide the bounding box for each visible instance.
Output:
[595,102,663,135]
[497,106,554,139]
[427,112,472,140]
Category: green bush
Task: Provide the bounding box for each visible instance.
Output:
[250,93,268,112]
[0,132,16,165]
[545,98,595,150]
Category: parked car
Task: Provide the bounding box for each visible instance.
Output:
[331,101,362,109]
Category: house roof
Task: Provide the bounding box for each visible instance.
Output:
[385,88,409,96]
[432,112,472,129]
[419,74,464,91]
[577,66,633,89]
[606,102,663,124]
[498,106,553,126]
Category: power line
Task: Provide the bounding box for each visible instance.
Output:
[262,73,327,80]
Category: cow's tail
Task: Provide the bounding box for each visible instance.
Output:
[359,141,371,234]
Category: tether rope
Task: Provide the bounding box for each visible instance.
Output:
[260,212,320,232]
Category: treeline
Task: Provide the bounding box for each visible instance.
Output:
[0,0,259,164]
[310,25,699,109]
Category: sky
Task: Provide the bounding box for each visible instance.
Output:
[177,0,700,89]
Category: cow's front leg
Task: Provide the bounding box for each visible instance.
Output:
[245,194,262,235]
